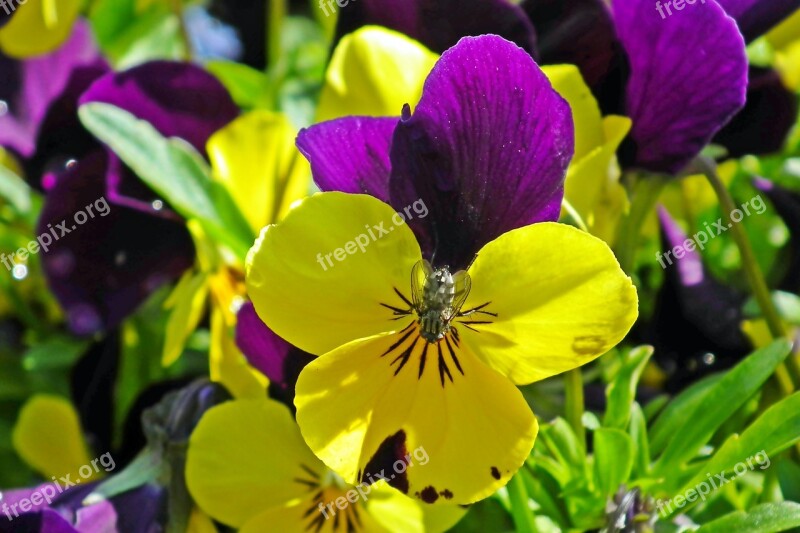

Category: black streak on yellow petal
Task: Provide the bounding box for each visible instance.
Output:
[361,430,410,494]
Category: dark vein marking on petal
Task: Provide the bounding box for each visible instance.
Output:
[445,335,463,375]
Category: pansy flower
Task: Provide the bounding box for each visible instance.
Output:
[334,0,749,174]
[246,35,638,504]
[186,396,465,531]
[32,59,238,335]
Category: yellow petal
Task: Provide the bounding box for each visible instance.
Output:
[12,395,94,480]
[0,0,79,58]
[186,398,326,528]
[317,26,438,122]
[207,111,310,232]
[543,64,604,161]
[240,495,388,533]
[564,115,631,244]
[162,270,209,366]
[295,325,538,505]
[246,192,422,355]
[186,508,218,533]
[208,305,268,399]
[460,222,638,384]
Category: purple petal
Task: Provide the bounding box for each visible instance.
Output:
[296,117,397,202]
[388,35,573,269]
[334,0,537,55]
[613,0,748,174]
[649,207,750,389]
[0,21,105,158]
[0,509,78,533]
[236,302,314,408]
[717,0,800,42]
[79,60,238,154]
[521,0,629,114]
[714,67,798,157]
[753,178,800,293]
[38,151,195,336]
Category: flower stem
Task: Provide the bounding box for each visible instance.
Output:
[615,174,667,274]
[170,0,192,61]
[697,157,800,390]
[565,368,586,447]
[507,472,539,533]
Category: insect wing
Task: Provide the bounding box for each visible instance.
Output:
[447,270,472,319]
[411,260,433,311]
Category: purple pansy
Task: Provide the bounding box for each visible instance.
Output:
[332,0,537,55]
[0,21,105,160]
[236,302,314,409]
[299,35,574,270]
[643,208,750,389]
[334,0,750,174]
[30,60,238,335]
[753,178,800,293]
[0,482,167,533]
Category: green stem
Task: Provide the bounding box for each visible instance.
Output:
[267,0,286,71]
[565,368,586,448]
[697,157,800,390]
[170,0,192,61]
[507,472,539,533]
[615,174,667,274]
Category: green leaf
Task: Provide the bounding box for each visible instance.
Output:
[593,428,633,496]
[696,502,800,533]
[507,471,538,533]
[676,392,800,499]
[629,402,650,478]
[777,459,800,502]
[78,103,254,258]
[604,345,653,429]
[22,337,91,371]
[206,61,271,109]
[649,373,724,456]
[0,165,32,214]
[652,340,792,476]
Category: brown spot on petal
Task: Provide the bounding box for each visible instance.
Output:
[572,335,606,355]
[491,466,501,480]
[419,486,439,503]
[440,489,453,499]
[361,430,410,494]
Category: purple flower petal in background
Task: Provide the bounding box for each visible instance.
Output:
[333,0,537,55]
[642,207,750,390]
[753,178,800,294]
[612,0,748,174]
[521,0,628,114]
[79,60,238,155]
[38,151,195,335]
[0,21,105,159]
[236,302,314,410]
[714,67,798,157]
[296,117,397,202]
[717,0,800,43]
[388,35,573,269]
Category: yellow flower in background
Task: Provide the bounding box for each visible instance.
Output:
[162,110,310,398]
[186,397,465,532]
[767,9,800,89]
[0,0,80,58]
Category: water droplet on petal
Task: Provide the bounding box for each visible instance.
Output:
[702,353,716,365]
[114,251,127,266]
[152,200,164,211]
[0,101,8,117]
[11,264,28,280]
[65,159,78,170]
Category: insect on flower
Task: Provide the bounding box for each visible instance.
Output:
[411,260,472,342]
